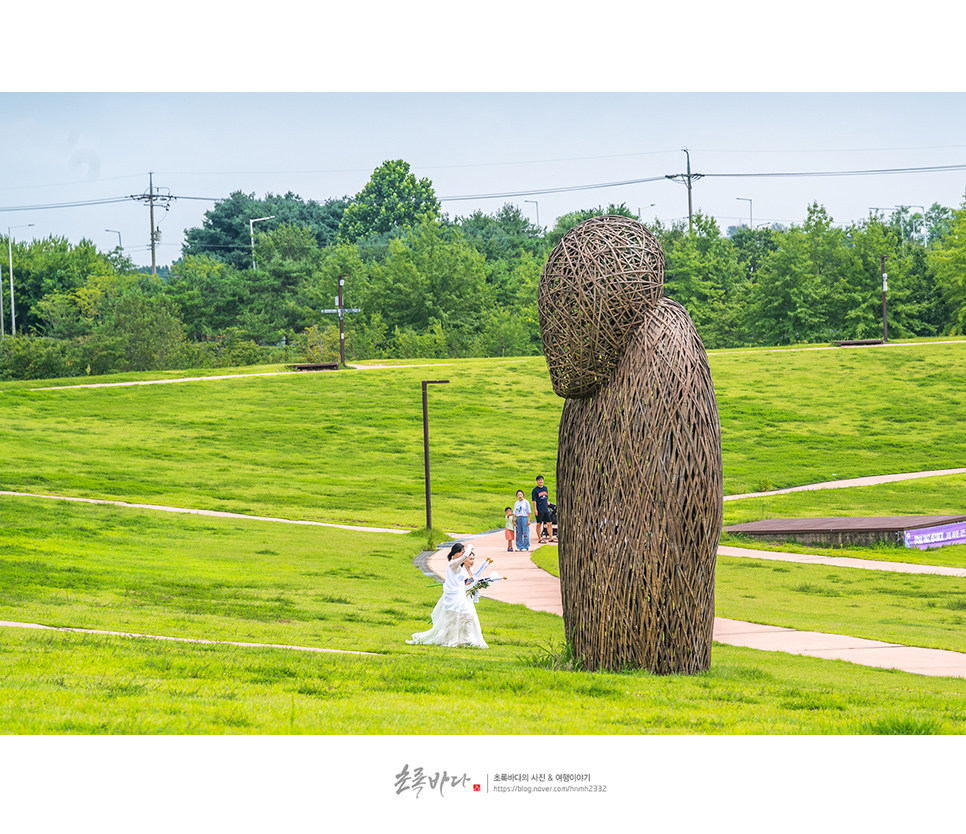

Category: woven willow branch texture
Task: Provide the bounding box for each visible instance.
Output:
[539,216,723,674]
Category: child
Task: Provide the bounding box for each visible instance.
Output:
[513,489,532,551]
[504,506,515,552]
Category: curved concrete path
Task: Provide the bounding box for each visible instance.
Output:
[5,472,966,678]
[724,467,966,501]
[436,528,966,680]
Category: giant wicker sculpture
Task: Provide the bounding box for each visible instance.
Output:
[538,215,723,674]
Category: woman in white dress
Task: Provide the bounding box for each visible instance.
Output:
[408,543,489,648]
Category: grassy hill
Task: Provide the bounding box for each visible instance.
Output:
[4,338,966,534]
[3,338,966,734]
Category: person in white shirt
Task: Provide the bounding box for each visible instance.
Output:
[513,489,532,551]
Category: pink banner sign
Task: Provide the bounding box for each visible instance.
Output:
[904,522,966,550]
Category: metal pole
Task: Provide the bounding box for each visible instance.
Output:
[881,256,888,343]
[149,172,157,276]
[737,197,752,229]
[8,223,33,336]
[8,233,14,335]
[337,276,346,367]
[684,148,694,233]
[525,200,539,228]
[422,379,450,530]
[249,216,275,271]
[0,261,5,340]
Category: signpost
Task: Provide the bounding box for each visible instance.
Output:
[319,276,361,367]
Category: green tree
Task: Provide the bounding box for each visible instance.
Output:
[164,255,248,341]
[182,191,349,270]
[929,199,966,333]
[727,224,781,278]
[661,214,749,348]
[747,227,825,345]
[3,235,127,334]
[458,203,545,262]
[925,202,954,245]
[359,217,488,339]
[338,160,440,244]
[109,292,188,372]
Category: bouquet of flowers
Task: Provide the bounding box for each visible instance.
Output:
[466,574,507,598]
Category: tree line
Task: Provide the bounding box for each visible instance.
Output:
[2,158,966,380]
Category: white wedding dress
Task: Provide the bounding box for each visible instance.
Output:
[408,558,488,649]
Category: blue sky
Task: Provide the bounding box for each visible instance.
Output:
[2,92,965,267]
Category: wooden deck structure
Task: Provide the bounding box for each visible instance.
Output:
[725,515,966,547]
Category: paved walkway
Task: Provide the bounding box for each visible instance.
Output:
[0,620,375,655]
[0,491,410,534]
[6,473,966,678]
[724,467,966,501]
[718,544,966,576]
[433,528,966,680]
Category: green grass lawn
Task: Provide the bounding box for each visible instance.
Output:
[4,340,966,734]
[6,628,965,734]
[3,498,966,735]
[4,341,966,533]
[3,492,966,734]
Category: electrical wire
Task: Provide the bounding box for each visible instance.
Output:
[4,160,966,213]
[440,176,668,201]
[0,196,134,212]
[700,163,966,179]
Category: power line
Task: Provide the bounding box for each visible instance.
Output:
[439,176,668,201]
[0,196,133,212]
[3,161,966,215]
[700,163,966,179]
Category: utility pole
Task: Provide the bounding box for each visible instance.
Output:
[129,173,174,276]
[685,148,694,232]
[665,148,702,233]
[149,172,157,274]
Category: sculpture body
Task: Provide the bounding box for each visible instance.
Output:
[539,216,722,673]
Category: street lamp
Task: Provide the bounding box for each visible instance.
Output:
[8,223,34,336]
[524,200,540,229]
[106,229,123,251]
[737,197,752,229]
[899,204,927,246]
[638,204,656,220]
[422,379,450,531]
[249,215,275,270]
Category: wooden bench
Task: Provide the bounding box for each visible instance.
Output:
[834,339,885,347]
[287,362,340,372]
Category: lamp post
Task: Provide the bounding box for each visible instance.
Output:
[737,197,752,229]
[899,204,927,246]
[106,229,123,252]
[8,223,34,336]
[422,379,450,531]
[524,200,540,229]
[249,216,275,270]
[638,203,656,221]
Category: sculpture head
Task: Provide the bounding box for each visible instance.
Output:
[538,215,665,398]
